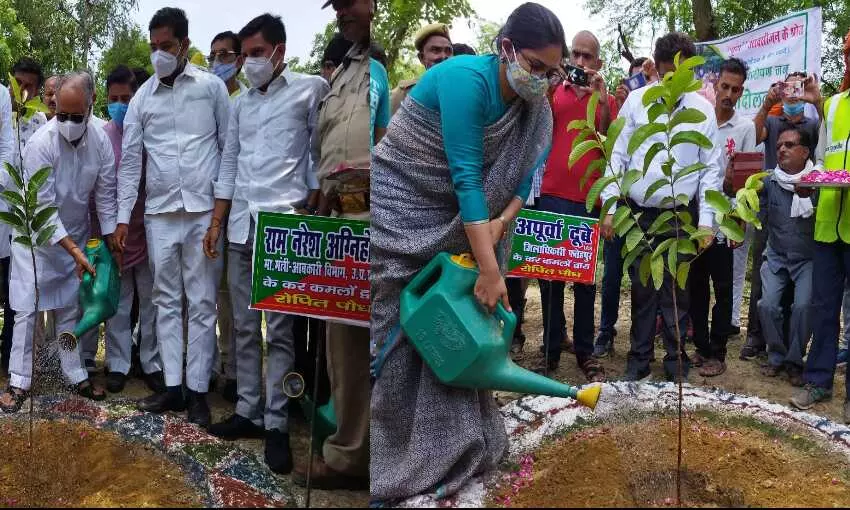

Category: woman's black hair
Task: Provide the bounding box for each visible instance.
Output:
[491,2,567,57]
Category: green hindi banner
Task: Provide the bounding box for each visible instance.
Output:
[506,209,600,284]
[251,212,370,327]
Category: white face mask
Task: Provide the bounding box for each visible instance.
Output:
[58,116,88,143]
[244,46,281,89]
[151,43,182,78]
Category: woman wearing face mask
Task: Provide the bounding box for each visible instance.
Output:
[369,2,565,502]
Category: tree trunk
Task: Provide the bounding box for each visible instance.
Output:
[692,0,718,41]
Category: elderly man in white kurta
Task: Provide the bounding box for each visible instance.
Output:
[114,7,230,428]
[0,72,116,413]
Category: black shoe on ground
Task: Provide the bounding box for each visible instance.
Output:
[265,429,294,474]
[186,390,211,429]
[209,413,264,440]
[510,334,525,355]
[221,378,238,403]
[740,340,765,360]
[84,358,97,374]
[592,335,614,358]
[533,358,559,374]
[138,386,185,413]
[106,372,127,393]
[142,370,167,394]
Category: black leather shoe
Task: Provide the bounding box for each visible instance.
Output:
[106,372,127,393]
[209,413,264,440]
[142,371,167,394]
[264,429,294,474]
[221,378,238,404]
[186,390,211,429]
[138,386,185,413]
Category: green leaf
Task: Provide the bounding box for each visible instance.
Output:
[585,175,616,213]
[621,169,642,196]
[25,98,50,114]
[0,190,25,209]
[719,217,745,242]
[622,243,643,270]
[677,239,697,255]
[676,193,691,206]
[612,206,631,230]
[30,166,51,192]
[13,235,32,248]
[667,241,678,275]
[603,117,626,159]
[639,252,652,286]
[580,159,606,193]
[570,139,603,167]
[600,196,618,217]
[586,90,599,131]
[626,225,644,251]
[673,162,706,183]
[746,171,770,191]
[685,79,703,93]
[642,85,666,107]
[4,162,23,190]
[568,119,589,133]
[661,160,673,177]
[705,189,732,215]
[681,55,706,70]
[735,199,758,224]
[31,206,57,232]
[8,73,21,105]
[35,224,57,247]
[647,211,674,235]
[682,223,697,235]
[0,212,24,229]
[628,123,666,156]
[690,227,715,242]
[651,252,664,290]
[676,261,690,289]
[643,177,670,202]
[652,237,676,259]
[643,142,666,174]
[742,188,760,211]
[616,218,636,237]
[647,102,666,123]
[670,108,707,131]
[677,210,693,225]
[670,130,713,150]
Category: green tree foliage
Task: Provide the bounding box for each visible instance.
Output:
[0,0,30,80]
[98,25,152,78]
[472,17,501,56]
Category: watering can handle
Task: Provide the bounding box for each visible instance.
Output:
[81,251,96,285]
[494,301,518,343]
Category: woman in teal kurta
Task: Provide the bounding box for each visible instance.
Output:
[370,2,567,503]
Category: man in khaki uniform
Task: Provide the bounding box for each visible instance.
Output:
[291,0,371,490]
[389,23,453,115]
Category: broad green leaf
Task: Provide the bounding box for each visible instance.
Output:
[643,142,666,174]
[570,139,603,167]
[585,175,616,213]
[677,239,697,255]
[682,223,697,235]
[600,196,618,217]
[35,224,57,247]
[648,102,666,123]
[4,162,23,190]
[30,166,51,192]
[676,193,691,206]
[586,90,599,131]
[660,196,676,208]
[567,119,588,133]
[670,108,707,131]
[670,130,713,150]
[677,210,693,225]
[639,252,652,286]
[616,218,636,237]
[667,241,678,275]
[13,235,32,248]
[626,225,644,251]
[647,211,674,235]
[31,206,57,232]
[580,159,606,193]
[0,212,24,229]
[690,227,715,242]
[673,162,706,183]
[681,55,706,70]
[655,222,673,235]
[628,123,666,156]
[643,177,670,202]
[25,98,50,114]
[735,199,758,224]
[8,73,21,105]
[612,206,632,230]
[652,238,676,259]
[745,171,769,191]
[621,169,642,196]
[622,243,643,270]
[676,261,690,289]
[742,188,760,211]
[26,181,39,210]
[719,217,745,242]
[0,190,25,209]
[642,85,666,107]
[661,160,673,177]
[704,189,732,215]
[603,117,626,159]
[650,252,664,290]
[685,79,703,93]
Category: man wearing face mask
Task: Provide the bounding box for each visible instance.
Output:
[203,13,329,474]
[209,31,247,98]
[390,23,453,115]
[755,72,821,171]
[0,71,116,413]
[113,7,231,428]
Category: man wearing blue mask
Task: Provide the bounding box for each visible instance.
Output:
[209,31,247,98]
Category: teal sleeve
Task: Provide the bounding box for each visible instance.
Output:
[515,144,551,202]
[375,63,390,129]
[434,66,491,223]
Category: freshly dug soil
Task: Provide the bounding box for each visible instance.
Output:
[492,412,850,507]
[0,420,203,508]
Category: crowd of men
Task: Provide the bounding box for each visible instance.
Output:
[379,22,850,424]
[0,0,373,490]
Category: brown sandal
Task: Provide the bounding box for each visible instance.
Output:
[69,380,106,401]
[0,386,29,413]
[698,359,727,377]
[580,358,606,383]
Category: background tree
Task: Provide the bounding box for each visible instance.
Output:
[0,0,30,80]
[472,17,501,56]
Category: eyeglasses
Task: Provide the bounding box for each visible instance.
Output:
[208,50,239,65]
[515,50,564,87]
[56,112,86,124]
[776,141,802,150]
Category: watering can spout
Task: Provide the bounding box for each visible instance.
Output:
[490,362,601,409]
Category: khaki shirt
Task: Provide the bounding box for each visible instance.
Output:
[317,42,371,200]
[390,77,419,116]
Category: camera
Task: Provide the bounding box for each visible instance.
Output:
[563,63,589,87]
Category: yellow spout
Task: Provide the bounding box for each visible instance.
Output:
[576,384,602,410]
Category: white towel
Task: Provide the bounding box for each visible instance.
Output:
[773,161,814,218]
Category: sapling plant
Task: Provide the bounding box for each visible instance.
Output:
[568,54,767,504]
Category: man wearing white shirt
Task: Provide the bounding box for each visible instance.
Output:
[0,84,14,375]
[114,7,230,428]
[601,32,724,382]
[689,57,757,377]
[203,13,328,474]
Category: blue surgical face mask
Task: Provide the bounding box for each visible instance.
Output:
[783,101,804,117]
[213,61,238,82]
[108,102,129,126]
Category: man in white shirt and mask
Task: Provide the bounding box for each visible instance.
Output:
[0,71,116,412]
[114,7,230,428]
[204,13,329,474]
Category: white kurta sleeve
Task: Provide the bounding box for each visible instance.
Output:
[117,95,143,225]
[94,134,118,235]
[214,99,240,200]
[697,115,725,227]
[24,136,68,245]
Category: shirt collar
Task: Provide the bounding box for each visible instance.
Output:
[717,110,741,129]
[250,65,295,96]
[154,62,199,91]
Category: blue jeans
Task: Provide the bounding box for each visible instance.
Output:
[803,241,850,395]
[597,234,624,343]
[537,195,597,364]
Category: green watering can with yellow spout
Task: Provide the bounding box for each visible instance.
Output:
[59,238,121,351]
[400,252,601,409]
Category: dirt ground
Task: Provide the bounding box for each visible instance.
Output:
[506,279,848,423]
[493,411,850,507]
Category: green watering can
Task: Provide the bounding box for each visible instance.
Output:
[283,372,337,449]
[400,252,601,409]
[59,238,121,351]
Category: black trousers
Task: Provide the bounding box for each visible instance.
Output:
[506,278,527,342]
[690,241,733,362]
[0,256,13,371]
[293,317,331,406]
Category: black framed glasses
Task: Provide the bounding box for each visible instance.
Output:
[56,112,86,124]
[777,141,802,150]
[208,50,239,65]
[516,50,563,86]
